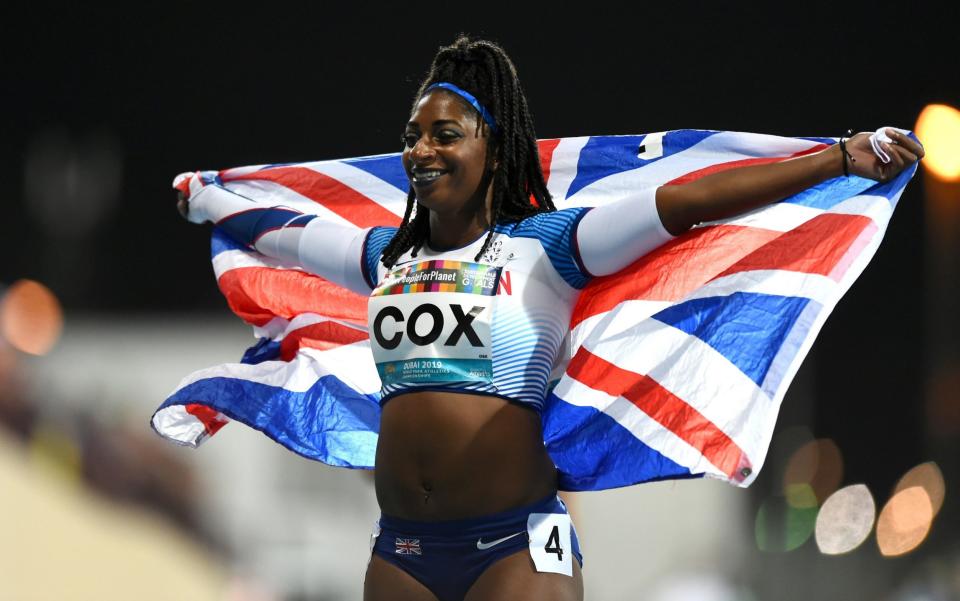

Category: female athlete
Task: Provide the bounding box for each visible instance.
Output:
[174,36,923,601]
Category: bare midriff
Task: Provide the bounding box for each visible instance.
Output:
[375,390,558,521]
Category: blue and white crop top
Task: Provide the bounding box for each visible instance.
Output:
[186,183,674,412]
[363,210,590,408]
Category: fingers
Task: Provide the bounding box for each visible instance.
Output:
[177,196,189,220]
[887,129,925,160]
[878,142,906,181]
[862,128,923,181]
[888,142,922,165]
[174,176,191,219]
[875,140,923,181]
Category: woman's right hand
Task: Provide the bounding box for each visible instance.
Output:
[172,170,221,222]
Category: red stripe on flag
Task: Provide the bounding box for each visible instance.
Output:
[538,138,562,186]
[566,348,748,480]
[528,139,562,208]
[185,403,229,436]
[218,267,367,327]
[280,321,369,360]
[572,211,873,327]
[716,213,876,282]
[228,166,402,228]
[572,225,781,327]
[665,144,830,186]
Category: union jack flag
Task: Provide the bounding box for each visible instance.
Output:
[151,130,919,491]
[395,538,422,555]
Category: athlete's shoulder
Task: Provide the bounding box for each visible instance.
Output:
[495,209,592,289]
[362,226,399,289]
[496,208,591,239]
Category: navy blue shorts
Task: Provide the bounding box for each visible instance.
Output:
[371,494,583,601]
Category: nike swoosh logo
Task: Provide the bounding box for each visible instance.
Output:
[476,532,525,550]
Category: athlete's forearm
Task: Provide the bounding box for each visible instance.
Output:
[656,144,842,234]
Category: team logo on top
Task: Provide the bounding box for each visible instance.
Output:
[481,238,504,264]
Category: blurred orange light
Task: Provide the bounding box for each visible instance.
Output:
[915,104,960,181]
[894,462,945,517]
[0,341,18,385]
[0,279,64,355]
[876,487,934,557]
[783,438,843,507]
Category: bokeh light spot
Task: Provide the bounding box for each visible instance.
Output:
[785,483,818,509]
[0,280,63,356]
[915,104,960,181]
[783,438,843,506]
[876,487,934,557]
[815,484,875,555]
[755,495,817,552]
[894,462,945,518]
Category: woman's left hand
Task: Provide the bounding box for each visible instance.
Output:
[842,129,925,182]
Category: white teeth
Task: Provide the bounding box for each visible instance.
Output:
[412,169,444,183]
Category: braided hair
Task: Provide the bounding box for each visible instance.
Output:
[380,36,556,268]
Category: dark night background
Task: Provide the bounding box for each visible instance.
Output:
[1,2,958,598]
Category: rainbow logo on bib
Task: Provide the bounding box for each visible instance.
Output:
[373,260,499,297]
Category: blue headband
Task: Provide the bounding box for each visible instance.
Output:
[426,82,498,134]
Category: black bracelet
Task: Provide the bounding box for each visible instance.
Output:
[838,129,855,177]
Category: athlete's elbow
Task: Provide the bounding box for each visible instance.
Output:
[655,185,698,235]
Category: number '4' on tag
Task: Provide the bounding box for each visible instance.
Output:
[527,512,572,576]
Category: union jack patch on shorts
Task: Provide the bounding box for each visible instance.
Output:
[395,538,422,555]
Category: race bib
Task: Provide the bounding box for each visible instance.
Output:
[527,512,573,576]
[369,260,500,386]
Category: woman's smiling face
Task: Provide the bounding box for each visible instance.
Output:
[402,90,494,219]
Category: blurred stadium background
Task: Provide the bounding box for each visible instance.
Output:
[2,4,958,600]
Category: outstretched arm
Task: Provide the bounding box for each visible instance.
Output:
[655,129,925,234]
[174,172,374,294]
[576,128,923,277]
